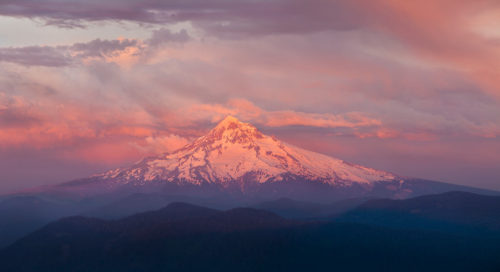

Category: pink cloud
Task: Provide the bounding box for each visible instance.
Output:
[186,98,381,129]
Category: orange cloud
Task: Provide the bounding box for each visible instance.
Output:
[187,98,381,129]
[263,111,381,128]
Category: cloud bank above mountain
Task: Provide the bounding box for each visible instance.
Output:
[0,0,499,192]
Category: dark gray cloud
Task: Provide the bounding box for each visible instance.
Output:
[0,38,141,66]
[0,107,40,128]
[0,28,192,66]
[0,46,71,66]
[70,38,138,58]
[0,0,365,35]
[147,29,190,46]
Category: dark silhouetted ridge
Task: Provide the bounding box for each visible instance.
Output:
[340,191,500,232]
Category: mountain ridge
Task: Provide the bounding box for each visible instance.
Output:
[3,199,500,272]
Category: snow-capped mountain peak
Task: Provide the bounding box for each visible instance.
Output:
[193,115,265,146]
[98,116,397,189]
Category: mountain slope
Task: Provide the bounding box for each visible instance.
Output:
[96,116,396,186]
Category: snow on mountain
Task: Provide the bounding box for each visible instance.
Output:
[96,116,397,188]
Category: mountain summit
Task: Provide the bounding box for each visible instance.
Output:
[199,115,266,145]
[56,116,494,201]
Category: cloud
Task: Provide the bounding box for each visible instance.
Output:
[0,95,41,128]
[139,135,191,154]
[0,0,364,35]
[70,38,139,58]
[0,29,191,67]
[0,46,71,66]
[147,29,191,47]
[0,40,138,67]
[1,1,500,191]
[0,88,384,155]
[186,98,382,130]
[263,111,381,128]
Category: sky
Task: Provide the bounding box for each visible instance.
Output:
[0,0,499,193]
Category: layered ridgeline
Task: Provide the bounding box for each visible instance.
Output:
[0,116,497,248]
[52,116,492,202]
[3,201,500,272]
